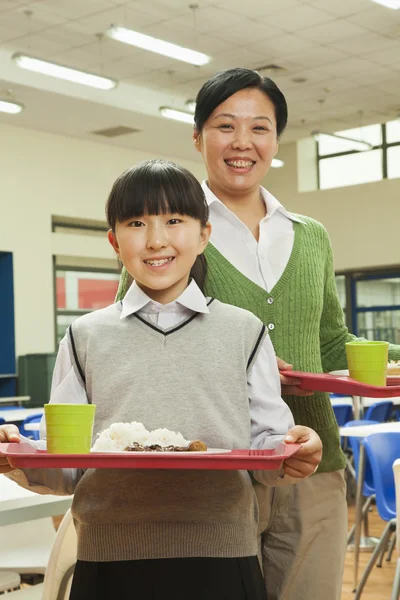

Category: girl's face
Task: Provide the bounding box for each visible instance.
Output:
[193,88,279,198]
[108,213,210,304]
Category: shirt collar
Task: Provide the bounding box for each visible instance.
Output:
[202,180,306,225]
[120,279,210,319]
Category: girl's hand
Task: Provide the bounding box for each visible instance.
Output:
[277,357,313,397]
[0,425,20,474]
[282,425,322,479]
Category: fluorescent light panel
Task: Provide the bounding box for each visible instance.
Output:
[312,130,373,152]
[271,158,284,168]
[0,99,23,114]
[107,26,211,67]
[159,107,194,124]
[369,0,400,9]
[12,53,117,90]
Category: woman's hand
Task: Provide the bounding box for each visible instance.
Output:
[0,425,20,474]
[282,425,322,478]
[277,357,313,397]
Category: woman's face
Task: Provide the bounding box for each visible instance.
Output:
[193,88,279,197]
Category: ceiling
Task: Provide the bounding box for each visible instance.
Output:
[1,0,400,162]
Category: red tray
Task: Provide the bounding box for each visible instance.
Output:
[0,442,301,471]
[281,370,400,398]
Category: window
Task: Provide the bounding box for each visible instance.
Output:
[55,269,120,345]
[317,121,400,190]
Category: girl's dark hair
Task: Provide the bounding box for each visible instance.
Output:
[106,159,209,292]
[194,67,288,138]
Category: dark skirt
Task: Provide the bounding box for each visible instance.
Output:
[69,556,267,600]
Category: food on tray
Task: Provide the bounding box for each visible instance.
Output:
[91,422,207,452]
[387,361,400,375]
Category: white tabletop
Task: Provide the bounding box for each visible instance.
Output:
[0,397,30,404]
[24,423,40,431]
[0,475,72,526]
[0,408,43,423]
[339,422,400,437]
[331,396,400,407]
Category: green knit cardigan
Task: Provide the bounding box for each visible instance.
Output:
[116,216,400,473]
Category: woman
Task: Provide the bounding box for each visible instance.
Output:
[117,68,400,600]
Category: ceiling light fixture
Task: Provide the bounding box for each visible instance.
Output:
[0,99,24,114]
[12,53,117,90]
[369,0,400,9]
[311,130,374,152]
[107,26,211,66]
[271,158,284,168]
[159,106,195,124]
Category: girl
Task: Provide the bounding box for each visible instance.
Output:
[0,159,321,600]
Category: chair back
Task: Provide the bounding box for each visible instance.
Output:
[0,418,5,425]
[42,509,77,600]
[344,420,379,497]
[393,458,400,557]
[20,413,43,440]
[364,401,393,423]
[363,431,400,521]
[332,403,353,426]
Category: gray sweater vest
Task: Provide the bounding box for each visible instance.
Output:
[68,299,267,562]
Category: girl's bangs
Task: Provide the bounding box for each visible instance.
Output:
[108,160,208,228]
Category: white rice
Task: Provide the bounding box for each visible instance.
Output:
[91,421,189,452]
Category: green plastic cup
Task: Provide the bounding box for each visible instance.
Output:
[345,341,389,386]
[44,404,96,454]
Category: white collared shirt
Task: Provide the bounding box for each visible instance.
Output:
[203,181,306,292]
[46,280,294,449]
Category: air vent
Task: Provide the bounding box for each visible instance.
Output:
[91,126,142,138]
[254,64,286,74]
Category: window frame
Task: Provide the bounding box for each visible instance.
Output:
[317,123,400,190]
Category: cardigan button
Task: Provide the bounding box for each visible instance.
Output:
[268,323,275,331]
[267,297,274,304]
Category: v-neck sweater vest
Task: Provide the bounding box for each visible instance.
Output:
[66,299,267,562]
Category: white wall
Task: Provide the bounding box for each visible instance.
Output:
[265,142,400,272]
[0,123,206,356]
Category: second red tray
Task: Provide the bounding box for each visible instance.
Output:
[281,370,400,397]
[0,442,301,471]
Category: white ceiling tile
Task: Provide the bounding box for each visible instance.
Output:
[328,32,400,55]
[347,5,400,35]
[29,0,117,20]
[7,33,72,55]
[363,46,400,65]
[261,5,336,32]
[128,0,213,21]
[211,46,270,70]
[48,47,106,70]
[213,0,305,19]
[298,18,369,44]
[77,6,163,35]
[350,65,397,83]
[282,46,349,69]
[246,33,318,57]
[161,6,243,35]
[377,78,400,94]
[319,57,378,77]
[306,0,373,18]
[210,20,286,46]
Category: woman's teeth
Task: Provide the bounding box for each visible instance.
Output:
[144,258,174,266]
[225,160,254,168]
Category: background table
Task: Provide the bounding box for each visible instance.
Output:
[0,475,72,526]
[0,407,43,424]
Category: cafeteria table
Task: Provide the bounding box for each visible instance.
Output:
[0,475,72,527]
[0,408,43,424]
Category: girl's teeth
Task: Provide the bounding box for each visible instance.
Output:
[226,160,254,168]
[146,258,173,266]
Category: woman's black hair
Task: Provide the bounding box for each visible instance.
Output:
[106,159,209,292]
[194,67,288,138]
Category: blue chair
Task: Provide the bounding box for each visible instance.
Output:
[0,418,5,425]
[332,403,353,426]
[364,401,393,423]
[353,432,400,599]
[20,413,42,440]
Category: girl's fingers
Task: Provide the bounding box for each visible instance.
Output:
[0,425,21,443]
